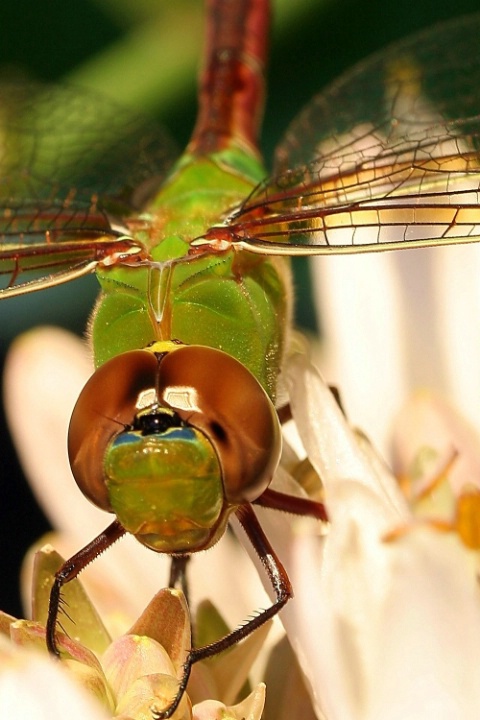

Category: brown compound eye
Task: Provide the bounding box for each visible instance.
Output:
[157,345,281,504]
[68,350,159,511]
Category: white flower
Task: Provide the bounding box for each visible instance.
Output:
[255,350,480,720]
[6,323,480,720]
[0,634,109,719]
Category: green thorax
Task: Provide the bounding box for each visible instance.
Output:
[91,147,291,400]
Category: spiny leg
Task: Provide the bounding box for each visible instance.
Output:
[47,519,126,655]
[154,503,292,719]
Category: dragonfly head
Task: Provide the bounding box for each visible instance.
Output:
[68,343,281,553]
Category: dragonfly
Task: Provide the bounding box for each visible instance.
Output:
[3,0,480,716]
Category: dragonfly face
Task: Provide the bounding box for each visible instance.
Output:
[68,341,281,553]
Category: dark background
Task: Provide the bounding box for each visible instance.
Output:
[0,0,478,618]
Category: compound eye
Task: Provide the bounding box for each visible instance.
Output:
[157,346,281,504]
[68,350,158,510]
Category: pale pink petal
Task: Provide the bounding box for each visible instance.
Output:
[193,684,265,720]
[292,520,480,720]
[433,243,480,430]
[0,637,109,719]
[282,354,480,719]
[311,251,408,453]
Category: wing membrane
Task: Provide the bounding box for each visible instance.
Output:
[224,14,480,255]
[0,83,177,295]
[0,222,140,297]
[0,83,177,209]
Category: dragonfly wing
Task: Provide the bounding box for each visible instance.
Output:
[224,14,480,255]
[0,196,141,296]
[0,83,178,295]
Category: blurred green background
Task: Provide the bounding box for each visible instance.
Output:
[0,0,478,617]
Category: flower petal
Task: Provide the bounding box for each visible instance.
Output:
[292,499,480,719]
[434,243,480,431]
[103,634,176,702]
[128,588,190,676]
[115,671,191,720]
[285,350,409,521]
[392,389,480,498]
[4,327,96,539]
[0,635,109,719]
[263,636,317,720]
[29,545,111,655]
[193,683,265,720]
[311,251,408,453]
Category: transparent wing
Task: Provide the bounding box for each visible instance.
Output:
[219,14,480,255]
[0,83,178,295]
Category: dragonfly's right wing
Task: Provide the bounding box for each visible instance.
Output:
[216,14,480,256]
[0,83,178,296]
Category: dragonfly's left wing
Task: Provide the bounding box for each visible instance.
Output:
[218,14,480,256]
[0,195,142,296]
[0,83,178,296]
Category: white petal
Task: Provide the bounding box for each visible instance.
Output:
[3,326,98,539]
[434,243,480,431]
[285,350,409,523]
[292,514,480,720]
[234,353,409,718]
[0,639,108,719]
[245,352,480,720]
[311,251,408,453]
[281,360,480,719]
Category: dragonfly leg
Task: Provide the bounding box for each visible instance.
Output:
[253,487,328,521]
[276,403,292,424]
[46,519,126,656]
[328,385,344,414]
[154,503,292,719]
[168,555,191,601]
